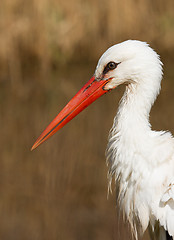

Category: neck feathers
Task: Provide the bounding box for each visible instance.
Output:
[106,82,154,186]
[105,78,162,237]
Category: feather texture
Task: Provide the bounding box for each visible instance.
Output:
[94,40,174,239]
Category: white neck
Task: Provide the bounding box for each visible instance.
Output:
[106,82,159,236]
[106,79,161,186]
[116,83,152,131]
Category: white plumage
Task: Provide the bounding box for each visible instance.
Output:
[96,40,174,239]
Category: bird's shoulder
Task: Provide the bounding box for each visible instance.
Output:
[149,130,174,164]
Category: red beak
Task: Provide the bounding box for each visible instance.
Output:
[31,75,112,150]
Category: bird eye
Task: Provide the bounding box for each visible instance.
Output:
[103,61,118,74]
[108,61,117,70]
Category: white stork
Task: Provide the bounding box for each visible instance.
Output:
[32,40,174,240]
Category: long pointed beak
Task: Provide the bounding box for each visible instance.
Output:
[31,75,112,150]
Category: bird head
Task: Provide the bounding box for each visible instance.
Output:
[95,40,162,90]
[31,40,162,150]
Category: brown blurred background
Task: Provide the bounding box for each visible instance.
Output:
[1,0,174,239]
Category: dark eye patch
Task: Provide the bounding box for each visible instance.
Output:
[103,61,119,75]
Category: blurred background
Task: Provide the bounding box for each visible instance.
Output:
[1,0,174,239]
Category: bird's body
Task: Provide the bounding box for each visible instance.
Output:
[107,69,174,239]
[32,40,174,240]
[101,41,174,239]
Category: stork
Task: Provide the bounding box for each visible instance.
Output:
[32,40,174,240]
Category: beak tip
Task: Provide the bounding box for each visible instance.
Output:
[31,143,38,151]
[31,146,35,151]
